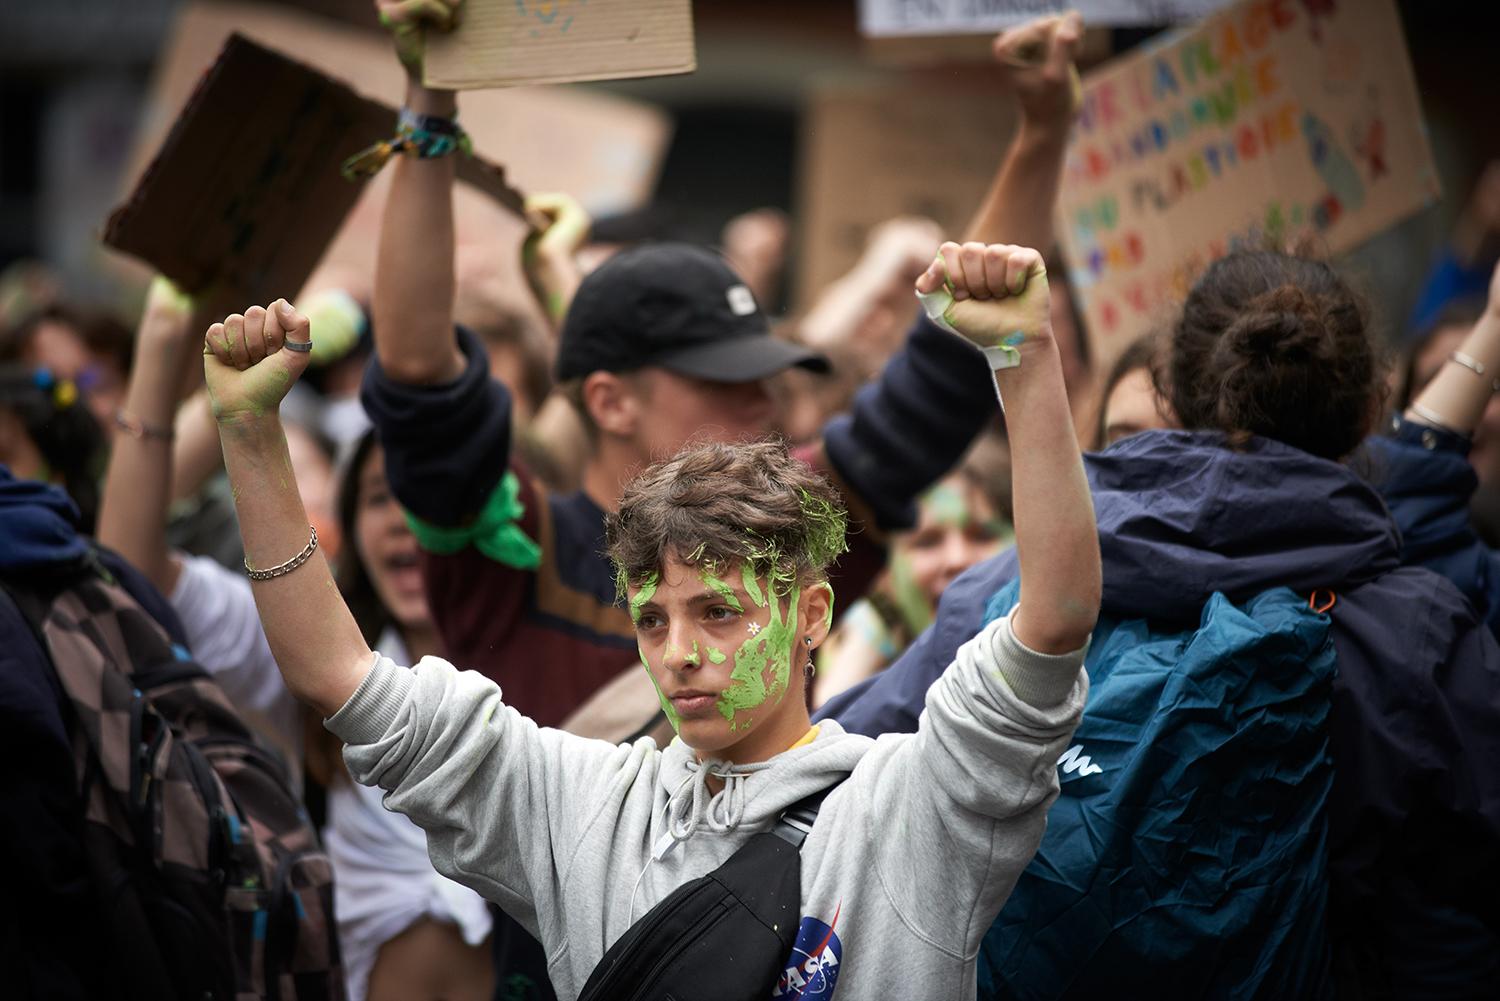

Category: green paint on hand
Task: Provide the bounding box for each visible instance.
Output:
[701,571,744,612]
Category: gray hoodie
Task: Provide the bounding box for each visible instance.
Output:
[325,609,1087,1000]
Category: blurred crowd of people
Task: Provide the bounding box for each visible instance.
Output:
[2,2,1497,1000]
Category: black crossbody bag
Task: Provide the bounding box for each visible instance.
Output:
[576,786,834,1001]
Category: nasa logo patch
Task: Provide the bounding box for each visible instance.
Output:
[772,908,842,998]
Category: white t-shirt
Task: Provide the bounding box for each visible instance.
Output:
[169,555,492,1001]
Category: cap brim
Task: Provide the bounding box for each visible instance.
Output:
[653,335,831,383]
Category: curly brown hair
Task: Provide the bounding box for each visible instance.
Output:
[1159,250,1384,460]
[605,439,849,599]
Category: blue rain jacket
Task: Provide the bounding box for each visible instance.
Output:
[821,431,1500,999]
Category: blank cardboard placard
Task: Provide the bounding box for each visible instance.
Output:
[796,79,1018,308]
[109,1,672,302]
[1056,0,1440,369]
[103,32,523,318]
[423,0,696,89]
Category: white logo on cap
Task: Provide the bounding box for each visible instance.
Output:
[726,285,757,317]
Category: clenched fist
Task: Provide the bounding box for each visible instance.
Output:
[915,242,1050,367]
[203,300,312,424]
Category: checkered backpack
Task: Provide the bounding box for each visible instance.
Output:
[1,553,343,1000]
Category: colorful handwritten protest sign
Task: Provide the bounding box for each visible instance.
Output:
[860,0,1232,37]
[1056,0,1440,366]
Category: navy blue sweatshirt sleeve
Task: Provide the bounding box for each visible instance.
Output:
[821,314,999,531]
[360,326,513,527]
[1364,418,1500,638]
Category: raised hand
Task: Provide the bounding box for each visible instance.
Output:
[376,0,463,74]
[203,300,311,424]
[916,242,1050,367]
[994,11,1084,135]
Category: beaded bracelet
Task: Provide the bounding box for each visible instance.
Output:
[245,526,319,581]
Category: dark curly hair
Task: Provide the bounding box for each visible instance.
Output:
[1159,250,1382,460]
[606,439,848,600]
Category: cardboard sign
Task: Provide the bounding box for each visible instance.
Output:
[423,0,696,90]
[106,1,671,305]
[796,78,1018,307]
[103,33,524,320]
[1056,0,1441,367]
[860,0,1232,37]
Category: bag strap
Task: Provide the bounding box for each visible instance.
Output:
[772,784,837,850]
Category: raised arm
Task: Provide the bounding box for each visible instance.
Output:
[97,278,198,593]
[204,301,372,715]
[964,13,1082,249]
[1407,260,1500,434]
[372,0,466,384]
[916,242,1099,653]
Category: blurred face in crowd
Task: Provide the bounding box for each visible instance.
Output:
[630,367,776,460]
[1413,323,1500,484]
[900,475,1009,608]
[352,444,431,633]
[22,317,123,436]
[630,557,831,763]
[1102,366,1176,447]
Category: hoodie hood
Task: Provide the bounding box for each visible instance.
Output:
[1085,431,1401,621]
[0,464,88,572]
[655,720,869,844]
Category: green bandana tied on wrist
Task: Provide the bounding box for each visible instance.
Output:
[403,470,542,570]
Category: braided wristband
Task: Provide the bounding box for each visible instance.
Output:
[245,526,319,581]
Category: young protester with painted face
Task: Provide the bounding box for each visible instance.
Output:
[199,235,1097,999]
[823,249,1500,999]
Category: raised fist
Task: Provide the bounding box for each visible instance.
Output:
[203,300,312,424]
[376,0,463,73]
[994,11,1084,132]
[916,242,1050,366]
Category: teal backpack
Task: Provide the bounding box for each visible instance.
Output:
[980,583,1337,1000]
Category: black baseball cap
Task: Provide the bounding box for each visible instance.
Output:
[555,243,830,383]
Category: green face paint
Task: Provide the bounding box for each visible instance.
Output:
[741,562,766,609]
[700,570,743,612]
[923,482,969,529]
[706,646,727,665]
[628,571,659,624]
[717,583,800,731]
[638,640,682,732]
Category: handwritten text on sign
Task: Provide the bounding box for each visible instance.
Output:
[1055,0,1439,364]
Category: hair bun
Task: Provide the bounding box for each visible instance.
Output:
[1215,286,1331,367]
